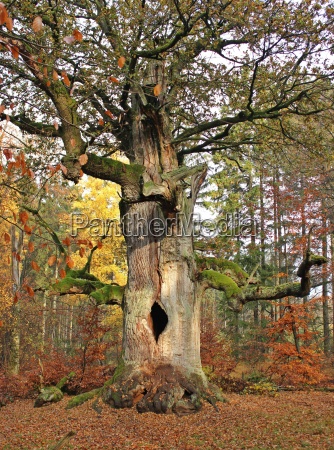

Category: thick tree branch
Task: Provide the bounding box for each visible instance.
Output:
[199,251,327,311]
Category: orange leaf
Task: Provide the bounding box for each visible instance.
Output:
[79,169,83,177]
[5,16,13,32]
[19,210,29,225]
[10,45,19,59]
[66,256,74,269]
[153,84,162,96]
[60,164,68,175]
[79,247,85,257]
[0,4,8,26]
[31,261,40,272]
[77,239,88,245]
[59,268,66,279]
[3,148,12,160]
[13,293,19,304]
[73,29,83,42]
[62,236,71,247]
[4,232,10,243]
[28,241,34,252]
[24,224,32,234]
[32,16,43,32]
[79,154,88,166]
[48,255,57,266]
[97,240,103,249]
[0,320,3,326]
[108,76,119,83]
[25,285,35,297]
[105,110,114,119]
[53,121,59,130]
[70,138,76,147]
[118,56,126,68]
[61,71,71,87]
[98,118,104,126]
[52,69,59,81]
[15,253,21,262]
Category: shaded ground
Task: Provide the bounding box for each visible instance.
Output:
[0,391,334,449]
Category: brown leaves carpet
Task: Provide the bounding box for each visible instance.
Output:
[0,391,334,449]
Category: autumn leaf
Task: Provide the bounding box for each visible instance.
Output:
[24,224,32,234]
[0,3,8,25]
[31,261,40,272]
[66,256,74,269]
[32,16,43,32]
[79,154,88,166]
[53,121,59,130]
[5,16,13,31]
[48,255,57,266]
[77,239,88,245]
[98,118,104,126]
[60,164,68,175]
[0,320,3,326]
[52,69,59,81]
[19,211,29,226]
[61,71,71,87]
[105,110,114,119]
[28,241,34,252]
[97,240,103,249]
[153,84,162,96]
[4,232,10,243]
[10,45,19,59]
[73,29,83,42]
[118,56,126,68]
[19,210,29,225]
[70,138,76,147]
[59,268,66,279]
[25,285,35,297]
[3,148,12,160]
[62,236,71,247]
[108,76,119,83]
[79,247,85,257]
[13,293,19,304]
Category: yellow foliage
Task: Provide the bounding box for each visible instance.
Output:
[71,176,127,285]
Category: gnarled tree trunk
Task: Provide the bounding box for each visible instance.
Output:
[101,81,214,414]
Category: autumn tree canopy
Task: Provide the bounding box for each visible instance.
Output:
[0,0,333,414]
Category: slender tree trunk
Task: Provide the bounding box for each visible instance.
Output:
[322,217,330,355]
[8,225,23,374]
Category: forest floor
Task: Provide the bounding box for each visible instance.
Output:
[0,391,334,449]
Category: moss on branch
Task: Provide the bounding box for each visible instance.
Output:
[83,153,144,199]
[200,270,241,299]
[196,255,249,285]
[199,251,327,310]
[52,270,124,306]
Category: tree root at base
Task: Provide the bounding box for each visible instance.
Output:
[101,365,225,415]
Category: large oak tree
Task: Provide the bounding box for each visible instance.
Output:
[0,0,333,414]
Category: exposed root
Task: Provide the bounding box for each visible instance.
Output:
[101,365,224,415]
